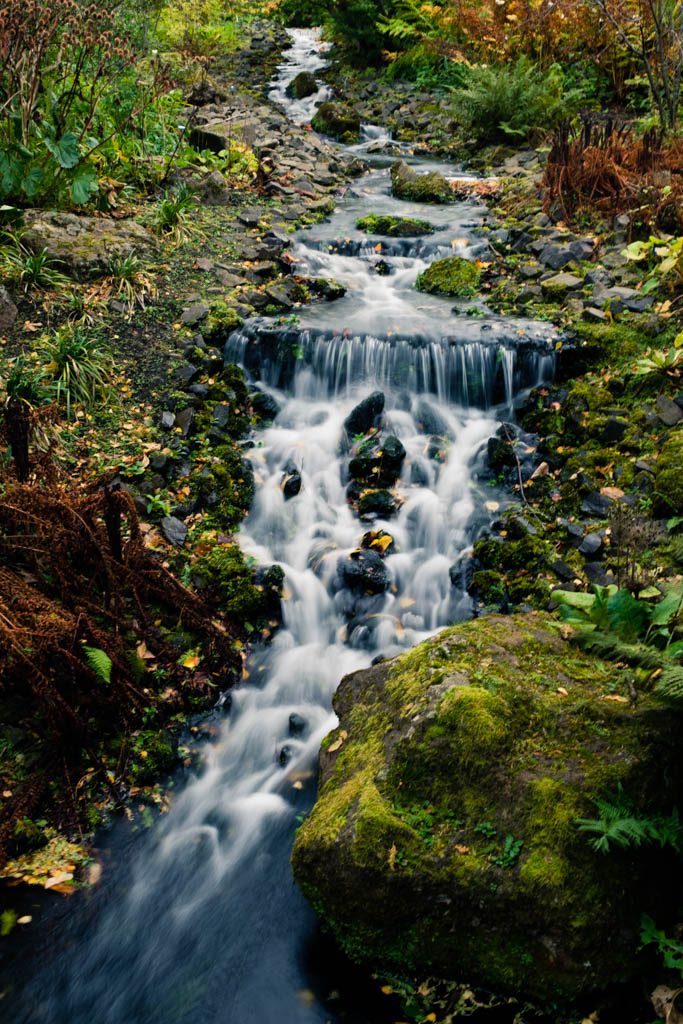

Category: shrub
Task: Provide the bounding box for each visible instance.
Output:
[42,327,114,419]
[451,58,581,144]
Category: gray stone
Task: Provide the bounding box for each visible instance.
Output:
[160,516,188,547]
[579,532,603,557]
[174,407,196,437]
[22,210,157,281]
[212,404,232,429]
[0,286,18,334]
[180,303,210,325]
[160,410,175,429]
[541,272,584,294]
[656,394,683,426]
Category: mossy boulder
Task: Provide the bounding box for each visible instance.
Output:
[286,70,318,99]
[202,302,243,345]
[655,428,683,514]
[292,613,681,1004]
[356,215,435,238]
[416,256,480,298]
[390,161,453,204]
[312,102,361,143]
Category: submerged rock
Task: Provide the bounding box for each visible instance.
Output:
[340,549,389,593]
[416,256,481,298]
[292,613,681,1003]
[390,161,453,204]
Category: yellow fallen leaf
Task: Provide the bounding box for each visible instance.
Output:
[388,843,397,871]
[45,871,73,889]
[603,694,628,703]
[556,687,569,696]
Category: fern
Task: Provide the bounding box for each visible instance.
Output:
[655,663,683,702]
[579,631,665,670]
[83,645,113,684]
[577,792,683,854]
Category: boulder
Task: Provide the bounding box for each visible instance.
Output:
[349,434,406,488]
[340,549,389,593]
[416,256,480,298]
[160,516,188,547]
[250,390,281,422]
[286,71,318,99]
[312,102,361,144]
[22,211,157,281]
[292,613,681,1003]
[356,214,435,238]
[344,391,385,437]
[358,489,399,518]
[281,460,302,500]
[390,161,453,204]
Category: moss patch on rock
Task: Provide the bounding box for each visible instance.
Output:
[356,214,435,237]
[390,161,453,204]
[655,428,683,514]
[416,256,480,298]
[311,102,361,143]
[292,613,681,1004]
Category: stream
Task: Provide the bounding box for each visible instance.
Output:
[3,30,557,1024]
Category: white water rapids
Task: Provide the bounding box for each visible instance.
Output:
[7,30,556,1024]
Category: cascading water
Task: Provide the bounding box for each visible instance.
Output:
[5,29,556,1024]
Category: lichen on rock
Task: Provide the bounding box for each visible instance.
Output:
[292,613,681,1004]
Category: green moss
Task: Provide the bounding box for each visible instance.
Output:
[390,161,453,204]
[292,613,680,1003]
[202,302,243,344]
[191,543,282,627]
[311,102,361,142]
[356,214,435,237]
[416,257,480,298]
[655,428,683,514]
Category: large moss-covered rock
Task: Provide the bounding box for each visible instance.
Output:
[292,613,681,1004]
[286,70,318,99]
[416,256,480,298]
[312,102,361,143]
[22,211,157,281]
[356,214,435,237]
[655,428,683,514]
[390,161,453,204]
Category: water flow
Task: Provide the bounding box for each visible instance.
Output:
[7,30,556,1024]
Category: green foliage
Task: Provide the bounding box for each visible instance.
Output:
[156,0,239,57]
[493,834,524,868]
[623,236,683,295]
[151,184,198,239]
[416,256,480,298]
[0,238,69,292]
[576,788,683,854]
[451,58,580,144]
[384,47,469,88]
[326,0,394,66]
[2,357,50,408]
[42,327,114,419]
[83,646,113,684]
[641,915,683,974]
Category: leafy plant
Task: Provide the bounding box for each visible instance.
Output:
[0,240,69,292]
[493,834,524,868]
[450,58,581,144]
[42,327,114,419]
[623,235,683,295]
[1,357,52,481]
[577,788,683,853]
[151,184,198,239]
[82,645,113,684]
[107,252,156,311]
[641,914,683,974]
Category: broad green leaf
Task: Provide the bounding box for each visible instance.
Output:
[607,588,649,641]
[553,590,596,609]
[71,167,99,205]
[21,166,44,199]
[651,586,683,626]
[45,132,80,170]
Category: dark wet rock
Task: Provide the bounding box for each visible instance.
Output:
[581,491,611,517]
[282,461,302,500]
[212,404,232,429]
[174,407,196,437]
[289,713,307,737]
[551,559,575,582]
[358,489,399,518]
[584,562,614,585]
[374,260,393,276]
[349,434,406,488]
[390,161,452,204]
[541,272,583,297]
[344,391,385,437]
[161,516,188,547]
[579,532,604,558]
[487,435,515,470]
[360,529,395,557]
[191,170,232,207]
[506,515,537,538]
[602,417,629,442]
[416,400,449,438]
[251,390,281,421]
[287,70,318,99]
[410,460,430,486]
[176,363,200,386]
[340,549,389,593]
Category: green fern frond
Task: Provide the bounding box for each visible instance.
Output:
[83,645,112,684]
[578,631,665,670]
[655,663,683,703]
